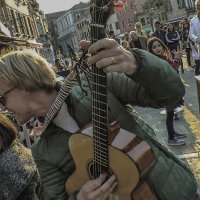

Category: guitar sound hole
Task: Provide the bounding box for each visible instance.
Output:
[87,160,118,192]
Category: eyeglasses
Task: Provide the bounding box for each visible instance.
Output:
[0,87,16,107]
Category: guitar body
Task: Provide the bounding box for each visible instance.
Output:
[65,127,156,199]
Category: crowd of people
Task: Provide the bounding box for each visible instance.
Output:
[0,0,200,199]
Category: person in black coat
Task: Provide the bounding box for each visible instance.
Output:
[165,23,181,52]
[152,20,167,45]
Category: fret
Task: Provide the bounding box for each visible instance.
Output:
[92,113,107,120]
[92,119,107,126]
[91,72,105,78]
[93,156,108,163]
[92,100,107,105]
[93,161,108,168]
[91,107,106,113]
[93,124,107,132]
[93,134,107,142]
[92,91,106,97]
[94,145,108,152]
[91,82,106,88]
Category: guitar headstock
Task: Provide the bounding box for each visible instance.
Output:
[90,0,114,26]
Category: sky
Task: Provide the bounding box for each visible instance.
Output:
[37,0,89,14]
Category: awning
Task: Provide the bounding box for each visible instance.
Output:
[168,16,187,23]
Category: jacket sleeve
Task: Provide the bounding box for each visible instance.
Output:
[189,19,199,42]
[31,127,78,200]
[107,49,185,109]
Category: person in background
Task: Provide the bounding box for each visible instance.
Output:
[163,25,168,32]
[129,31,147,50]
[165,23,181,52]
[0,113,43,199]
[54,58,67,72]
[0,39,198,200]
[189,0,200,75]
[123,32,130,42]
[55,49,64,61]
[152,20,167,45]
[108,30,120,44]
[147,37,186,146]
[122,40,131,51]
[179,18,192,70]
[135,22,148,38]
[165,23,183,73]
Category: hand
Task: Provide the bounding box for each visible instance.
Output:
[29,123,43,139]
[77,174,117,200]
[172,47,184,60]
[83,38,138,75]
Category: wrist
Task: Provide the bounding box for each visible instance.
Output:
[125,53,138,75]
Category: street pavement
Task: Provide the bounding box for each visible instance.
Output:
[134,57,200,189]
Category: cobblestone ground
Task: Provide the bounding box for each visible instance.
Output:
[183,106,200,184]
[183,57,200,184]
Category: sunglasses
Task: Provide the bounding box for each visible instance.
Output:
[0,87,16,108]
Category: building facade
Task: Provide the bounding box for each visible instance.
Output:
[0,0,54,62]
[116,0,196,34]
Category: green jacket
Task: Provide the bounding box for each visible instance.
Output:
[32,49,197,200]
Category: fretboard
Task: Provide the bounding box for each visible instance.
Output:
[91,24,109,178]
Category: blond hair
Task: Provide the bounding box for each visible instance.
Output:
[135,22,142,28]
[195,0,200,7]
[0,51,57,91]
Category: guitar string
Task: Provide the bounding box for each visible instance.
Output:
[92,0,112,178]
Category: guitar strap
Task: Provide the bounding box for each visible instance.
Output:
[41,73,77,134]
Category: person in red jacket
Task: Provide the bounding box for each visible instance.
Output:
[147,37,186,146]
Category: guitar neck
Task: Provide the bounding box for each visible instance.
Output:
[91,24,109,176]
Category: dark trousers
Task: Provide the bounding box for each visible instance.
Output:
[186,48,191,66]
[166,110,175,140]
[180,58,184,73]
[195,194,200,200]
[195,59,200,76]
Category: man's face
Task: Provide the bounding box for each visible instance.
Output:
[0,82,34,125]
[196,1,200,14]
[154,23,161,30]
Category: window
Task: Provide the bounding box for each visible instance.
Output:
[161,12,167,20]
[140,18,146,25]
[10,10,18,33]
[166,1,172,11]
[121,21,125,29]
[184,0,195,10]
[16,13,25,35]
[177,0,185,9]
[115,21,120,29]
[127,19,131,27]
[147,17,149,24]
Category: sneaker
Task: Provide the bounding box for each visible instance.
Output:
[167,138,186,146]
[174,107,183,113]
[174,132,187,139]
[160,109,166,115]
[173,114,179,120]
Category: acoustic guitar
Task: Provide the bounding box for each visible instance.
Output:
[65,0,157,199]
